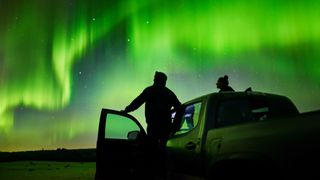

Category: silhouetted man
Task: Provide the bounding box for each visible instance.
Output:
[124,71,181,148]
[216,75,235,92]
[124,71,181,179]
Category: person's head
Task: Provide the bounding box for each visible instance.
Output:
[216,75,229,89]
[154,71,167,87]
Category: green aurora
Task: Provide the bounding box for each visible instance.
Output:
[1,0,320,151]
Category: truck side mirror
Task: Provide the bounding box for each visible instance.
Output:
[127,130,140,140]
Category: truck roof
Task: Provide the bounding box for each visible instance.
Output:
[186,91,290,101]
[184,91,300,116]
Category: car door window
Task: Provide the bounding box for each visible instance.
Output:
[175,102,202,135]
[105,113,140,139]
[251,99,269,121]
[217,98,270,127]
[217,99,252,127]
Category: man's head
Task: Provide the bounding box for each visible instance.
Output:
[216,75,229,89]
[154,71,167,86]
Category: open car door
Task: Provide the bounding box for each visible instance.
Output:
[95,109,151,179]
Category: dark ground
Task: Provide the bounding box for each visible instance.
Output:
[0,148,96,162]
[0,149,96,180]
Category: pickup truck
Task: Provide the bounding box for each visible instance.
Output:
[95,91,320,179]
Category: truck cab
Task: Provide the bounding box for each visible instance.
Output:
[96,91,309,179]
[166,91,299,178]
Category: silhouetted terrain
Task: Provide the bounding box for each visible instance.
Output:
[0,148,96,162]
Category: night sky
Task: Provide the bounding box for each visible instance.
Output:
[1,0,320,152]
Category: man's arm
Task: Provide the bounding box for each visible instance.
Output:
[124,90,147,113]
[172,93,181,112]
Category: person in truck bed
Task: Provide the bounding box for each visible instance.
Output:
[216,75,235,92]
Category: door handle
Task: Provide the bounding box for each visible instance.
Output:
[185,142,197,150]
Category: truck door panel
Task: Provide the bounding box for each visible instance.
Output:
[95,109,149,179]
[166,102,203,176]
